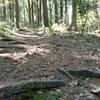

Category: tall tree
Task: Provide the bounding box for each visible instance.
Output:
[0,0,3,21]
[37,0,42,26]
[2,0,6,21]
[60,0,63,20]
[9,0,14,22]
[54,0,58,23]
[42,0,49,27]
[96,0,100,29]
[15,0,20,29]
[64,0,67,24]
[69,0,77,31]
[39,0,42,26]
[28,0,32,26]
[31,0,34,27]
[49,0,53,25]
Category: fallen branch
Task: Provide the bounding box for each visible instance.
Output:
[58,68,100,78]
[0,80,65,99]
[67,69,100,78]
[57,68,74,80]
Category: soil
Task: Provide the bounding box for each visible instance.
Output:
[0,31,100,100]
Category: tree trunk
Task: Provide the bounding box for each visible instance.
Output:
[54,0,58,23]
[41,0,49,27]
[96,0,100,29]
[28,0,32,27]
[9,3,12,20]
[15,0,20,29]
[64,0,67,24]
[49,0,53,25]
[2,0,6,21]
[39,0,42,26]
[31,0,34,27]
[37,0,42,26]
[60,0,63,21]
[0,0,3,21]
[69,0,77,31]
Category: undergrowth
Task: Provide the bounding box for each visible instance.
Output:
[67,33,100,46]
[16,90,63,100]
[0,22,12,38]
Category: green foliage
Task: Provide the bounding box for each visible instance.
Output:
[49,27,54,34]
[16,90,63,100]
[0,22,12,38]
[67,34,100,44]
[77,0,96,16]
[47,27,55,37]
[0,22,12,32]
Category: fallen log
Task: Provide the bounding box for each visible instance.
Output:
[58,68,100,78]
[58,68,79,86]
[0,80,65,99]
[68,69,100,78]
[58,68,74,80]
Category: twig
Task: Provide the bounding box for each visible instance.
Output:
[57,68,74,80]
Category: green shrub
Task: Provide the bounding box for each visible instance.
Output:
[16,90,63,100]
[0,22,12,38]
[68,34,99,41]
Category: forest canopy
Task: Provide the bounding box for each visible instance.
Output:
[0,0,100,33]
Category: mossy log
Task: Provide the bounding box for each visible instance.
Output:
[0,80,65,99]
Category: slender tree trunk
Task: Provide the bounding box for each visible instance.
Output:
[64,0,67,24]
[22,0,26,24]
[41,0,49,27]
[2,0,6,21]
[49,0,52,25]
[37,0,42,26]
[0,0,3,21]
[37,0,40,26]
[28,0,32,26]
[9,3,12,20]
[39,0,42,26]
[31,0,34,27]
[15,0,20,29]
[96,0,100,29]
[54,0,58,23]
[69,0,77,31]
[60,0,63,21]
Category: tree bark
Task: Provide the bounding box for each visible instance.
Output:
[54,0,58,23]
[69,0,77,31]
[31,0,34,27]
[60,0,63,21]
[41,0,49,27]
[28,0,32,27]
[49,0,53,25]
[15,0,20,29]
[2,0,6,21]
[64,0,67,24]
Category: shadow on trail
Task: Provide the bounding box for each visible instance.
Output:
[0,32,100,84]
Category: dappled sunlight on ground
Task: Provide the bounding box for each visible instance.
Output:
[71,50,100,61]
[0,39,52,62]
[0,32,100,99]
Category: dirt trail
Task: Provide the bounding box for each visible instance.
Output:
[0,32,100,99]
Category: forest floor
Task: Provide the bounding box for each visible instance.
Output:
[0,29,100,100]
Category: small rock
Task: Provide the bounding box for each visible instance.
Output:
[42,68,46,71]
[48,76,55,79]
